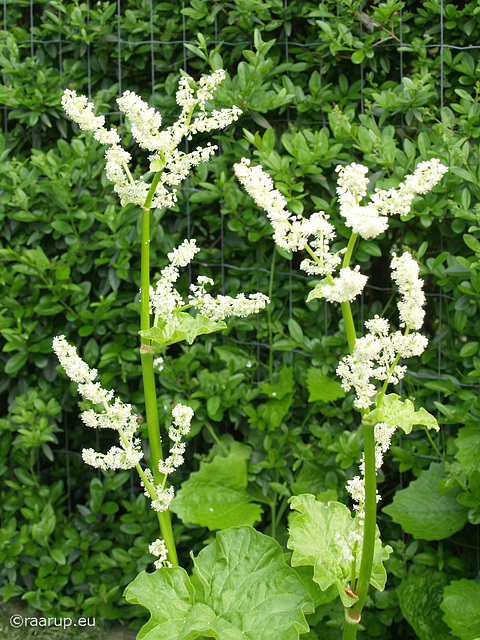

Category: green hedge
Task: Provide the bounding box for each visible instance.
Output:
[1,0,480,637]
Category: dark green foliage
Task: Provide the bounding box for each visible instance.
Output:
[1,0,480,637]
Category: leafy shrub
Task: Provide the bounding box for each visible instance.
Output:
[1,0,480,637]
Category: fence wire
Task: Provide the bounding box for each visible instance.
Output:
[2,0,479,568]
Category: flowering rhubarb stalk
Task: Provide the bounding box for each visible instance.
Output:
[235,156,448,637]
[55,71,269,568]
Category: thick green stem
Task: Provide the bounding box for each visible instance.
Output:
[139,174,178,567]
[267,249,276,382]
[340,232,359,355]
[341,301,357,354]
[355,423,376,609]
[342,422,377,638]
[343,232,358,270]
[342,616,360,640]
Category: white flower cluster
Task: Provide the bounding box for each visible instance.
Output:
[346,421,397,519]
[158,404,194,475]
[235,158,447,305]
[234,158,305,251]
[116,90,164,152]
[52,336,143,471]
[336,159,448,239]
[149,239,269,325]
[298,210,343,276]
[234,157,349,294]
[189,276,270,322]
[372,422,398,470]
[150,239,201,322]
[61,70,241,208]
[319,266,368,304]
[149,538,172,570]
[61,90,121,146]
[139,404,193,513]
[336,252,428,409]
[336,162,369,202]
[390,251,426,330]
[140,466,175,513]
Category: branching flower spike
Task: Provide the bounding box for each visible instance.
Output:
[52,336,143,470]
[235,158,448,306]
[62,70,242,208]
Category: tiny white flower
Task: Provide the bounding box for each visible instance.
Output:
[153,356,164,371]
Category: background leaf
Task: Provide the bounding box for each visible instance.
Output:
[170,454,263,530]
[396,569,451,640]
[383,463,468,540]
[306,367,345,403]
[454,425,480,474]
[441,579,480,640]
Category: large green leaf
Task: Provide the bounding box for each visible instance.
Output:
[287,494,391,607]
[441,579,480,640]
[294,565,338,608]
[170,454,263,531]
[124,567,194,640]
[140,312,227,348]
[364,394,439,434]
[124,526,314,640]
[383,462,468,540]
[397,569,451,640]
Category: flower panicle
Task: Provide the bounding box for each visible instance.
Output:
[390,251,426,330]
[346,421,397,524]
[157,404,194,475]
[138,404,194,517]
[52,336,142,471]
[149,238,269,324]
[336,159,448,237]
[234,157,448,305]
[336,251,428,410]
[61,69,241,209]
[53,337,197,519]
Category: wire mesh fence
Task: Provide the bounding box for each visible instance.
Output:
[2,0,480,575]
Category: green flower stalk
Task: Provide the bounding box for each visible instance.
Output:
[235,156,448,637]
[54,71,270,569]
